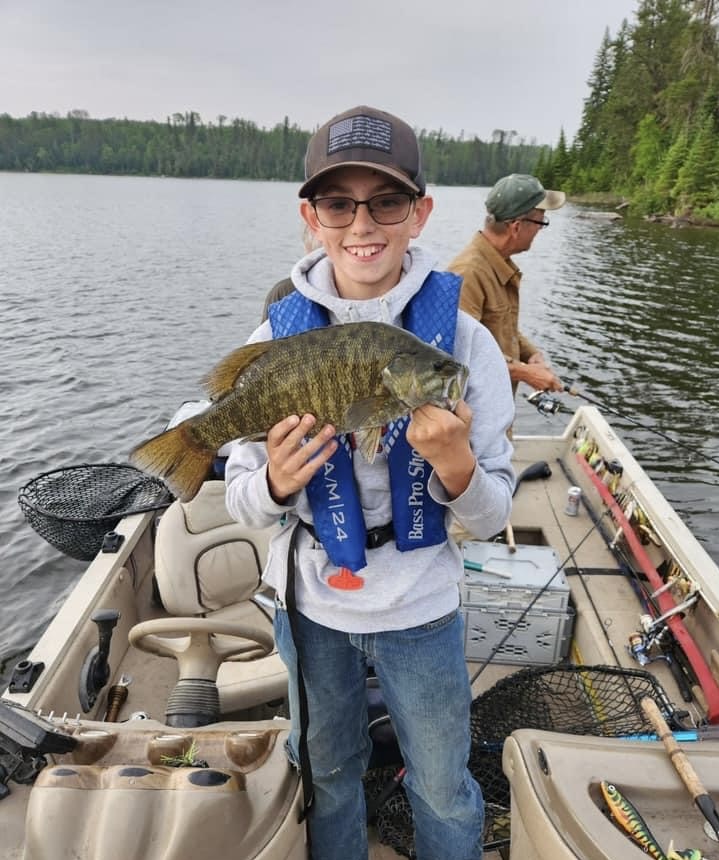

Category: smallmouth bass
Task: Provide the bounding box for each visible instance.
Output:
[130,322,468,502]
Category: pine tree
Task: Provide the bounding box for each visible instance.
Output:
[550,130,574,189]
[673,108,719,209]
[655,126,691,210]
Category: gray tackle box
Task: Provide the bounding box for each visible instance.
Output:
[461,542,575,666]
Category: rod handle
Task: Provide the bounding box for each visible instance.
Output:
[641,696,705,800]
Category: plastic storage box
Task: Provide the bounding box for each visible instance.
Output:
[461,542,575,665]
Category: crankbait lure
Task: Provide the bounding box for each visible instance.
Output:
[600,780,704,860]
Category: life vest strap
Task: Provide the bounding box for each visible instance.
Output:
[298,519,395,551]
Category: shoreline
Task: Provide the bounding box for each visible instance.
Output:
[570,193,719,229]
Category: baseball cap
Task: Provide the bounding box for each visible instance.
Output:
[299,105,425,199]
[486,174,566,222]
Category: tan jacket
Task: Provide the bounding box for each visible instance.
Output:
[448,232,538,393]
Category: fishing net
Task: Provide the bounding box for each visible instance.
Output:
[367,664,671,858]
[18,464,174,561]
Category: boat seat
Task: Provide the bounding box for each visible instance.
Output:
[153,480,287,713]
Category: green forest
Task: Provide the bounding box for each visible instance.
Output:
[0,111,541,190]
[539,0,719,220]
[0,0,717,218]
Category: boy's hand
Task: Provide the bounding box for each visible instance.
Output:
[266,414,337,504]
[407,401,475,499]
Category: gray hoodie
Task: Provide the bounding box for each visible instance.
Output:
[224,245,515,633]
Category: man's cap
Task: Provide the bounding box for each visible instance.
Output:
[485,174,566,222]
[299,106,425,199]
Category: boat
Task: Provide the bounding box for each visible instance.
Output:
[3,400,719,860]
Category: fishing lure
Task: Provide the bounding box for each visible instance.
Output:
[600,780,668,859]
[600,781,704,860]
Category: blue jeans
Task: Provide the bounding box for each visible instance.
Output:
[275,607,484,860]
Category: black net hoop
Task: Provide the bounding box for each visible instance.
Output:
[18,464,174,561]
[369,664,672,858]
[468,663,670,812]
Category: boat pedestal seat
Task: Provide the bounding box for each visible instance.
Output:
[153,481,287,714]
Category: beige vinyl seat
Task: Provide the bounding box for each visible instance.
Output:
[153,480,288,713]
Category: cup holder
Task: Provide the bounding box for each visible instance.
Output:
[71,728,118,764]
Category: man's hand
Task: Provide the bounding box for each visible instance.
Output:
[521,352,564,392]
[407,401,475,500]
[266,414,337,504]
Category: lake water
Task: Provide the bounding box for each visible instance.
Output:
[2,172,718,685]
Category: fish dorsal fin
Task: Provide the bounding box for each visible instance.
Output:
[202,341,276,400]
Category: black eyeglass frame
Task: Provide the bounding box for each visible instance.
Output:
[310,192,416,228]
[519,216,550,228]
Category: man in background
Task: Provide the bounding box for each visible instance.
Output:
[448,173,565,396]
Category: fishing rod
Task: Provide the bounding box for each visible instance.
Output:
[554,456,697,708]
[524,392,713,697]
[527,386,719,467]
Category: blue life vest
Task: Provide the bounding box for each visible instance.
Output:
[269,271,461,572]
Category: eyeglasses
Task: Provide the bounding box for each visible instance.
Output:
[310,192,416,228]
[520,216,550,228]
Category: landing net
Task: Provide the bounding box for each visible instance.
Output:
[18,464,174,561]
[367,664,671,858]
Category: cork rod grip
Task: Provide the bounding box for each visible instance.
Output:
[641,696,705,800]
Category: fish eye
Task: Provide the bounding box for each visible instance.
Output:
[433,360,445,371]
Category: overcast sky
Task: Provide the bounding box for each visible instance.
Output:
[1,0,638,146]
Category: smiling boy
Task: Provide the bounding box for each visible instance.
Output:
[225,106,515,860]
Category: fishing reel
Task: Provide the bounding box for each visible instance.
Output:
[526,390,563,415]
[627,614,673,667]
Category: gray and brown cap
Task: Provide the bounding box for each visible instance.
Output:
[299,105,425,199]
[486,174,566,222]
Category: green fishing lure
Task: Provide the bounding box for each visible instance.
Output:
[600,780,704,860]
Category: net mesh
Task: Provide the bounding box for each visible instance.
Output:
[367,664,671,858]
[18,464,174,560]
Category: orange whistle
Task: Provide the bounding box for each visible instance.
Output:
[328,566,364,590]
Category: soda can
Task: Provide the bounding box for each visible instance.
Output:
[565,486,582,516]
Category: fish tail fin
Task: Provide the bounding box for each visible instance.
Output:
[129,424,214,502]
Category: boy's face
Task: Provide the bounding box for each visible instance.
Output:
[300,166,433,300]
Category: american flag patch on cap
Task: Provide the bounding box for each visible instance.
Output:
[327,114,392,155]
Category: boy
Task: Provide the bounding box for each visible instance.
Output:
[224,105,515,860]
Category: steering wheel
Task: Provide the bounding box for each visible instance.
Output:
[128,617,274,682]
